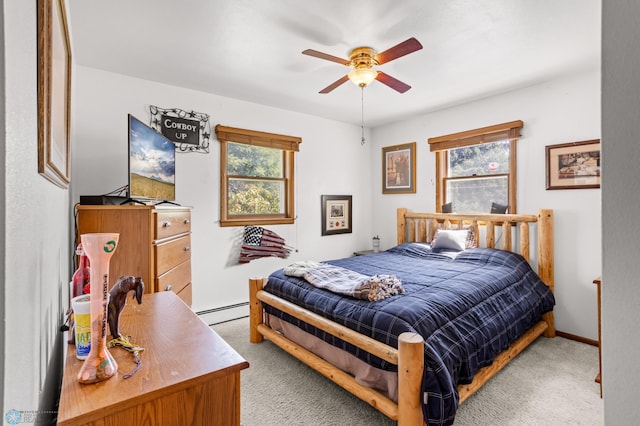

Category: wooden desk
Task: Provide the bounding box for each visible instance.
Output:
[58,292,249,425]
[594,276,602,397]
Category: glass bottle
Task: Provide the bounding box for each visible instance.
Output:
[71,243,90,298]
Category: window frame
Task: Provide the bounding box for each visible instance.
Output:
[428,120,523,214]
[216,125,301,227]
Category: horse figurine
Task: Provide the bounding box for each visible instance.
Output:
[108,276,144,339]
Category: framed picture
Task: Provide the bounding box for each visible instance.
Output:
[546,139,601,190]
[37,0,72,188]
[321,195,352,236]
[382,142,416,194]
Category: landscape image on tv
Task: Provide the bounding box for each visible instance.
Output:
[128,115,176,201]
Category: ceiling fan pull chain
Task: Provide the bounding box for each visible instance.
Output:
[361,87,365,145]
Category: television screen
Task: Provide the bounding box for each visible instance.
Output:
[128,114,176,201]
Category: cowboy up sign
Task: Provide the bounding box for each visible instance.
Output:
[160,114,199,146]
[149,105,211,153]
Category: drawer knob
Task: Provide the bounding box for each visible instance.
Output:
[162,221,171,228]
[184,246,191,252]
[183,219,190,224]
[165,284,173,291]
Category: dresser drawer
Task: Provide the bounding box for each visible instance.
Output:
[155,235,191,276]
[156,260,191,294]
[155,210,191,240]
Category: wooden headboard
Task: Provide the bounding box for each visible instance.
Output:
[396,208,554,294]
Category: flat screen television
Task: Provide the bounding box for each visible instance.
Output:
[128,114,176,202]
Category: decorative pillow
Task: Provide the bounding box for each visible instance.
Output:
[431,229,469,251]
[490,202,508,214]
[441,202,453,213]
[462,226,478,248]
[433,224,477,249]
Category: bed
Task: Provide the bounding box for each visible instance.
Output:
[249,208,555,425]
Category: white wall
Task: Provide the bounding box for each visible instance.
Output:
[3,0,71,414]
[602,1,640,423]
[371,68,602,340]
[71,66,373,319]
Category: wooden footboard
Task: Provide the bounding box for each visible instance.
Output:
[248,208,555,425]
[249,277,424,424]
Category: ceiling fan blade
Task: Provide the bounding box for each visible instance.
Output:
[375,72,412,93]
[375,37,423,65]
[319,75,350,94]
[302,49,350,66]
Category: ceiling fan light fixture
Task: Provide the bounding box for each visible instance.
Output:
[348,68,378,87]
[303,38,422,93]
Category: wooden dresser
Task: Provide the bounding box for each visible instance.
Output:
[76,205,192,306]
[57,291,249,425]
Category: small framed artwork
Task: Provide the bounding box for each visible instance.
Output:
[546,139,601,190]
[321,195,352,236]
[37,0,72,189]
[382,142,416,194]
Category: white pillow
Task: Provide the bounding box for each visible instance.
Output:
[431,229,469,251]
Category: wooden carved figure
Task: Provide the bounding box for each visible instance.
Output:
[108,276,144,339]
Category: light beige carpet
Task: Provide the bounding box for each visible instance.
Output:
[212,317,602,425]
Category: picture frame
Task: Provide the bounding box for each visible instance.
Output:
[37,0,72,189]
[382,142,416,194]
[545,139,601,190]
[321,195,352,236]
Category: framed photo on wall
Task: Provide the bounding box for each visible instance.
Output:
[546,139,601,190]
[321,195,352,235]
[37,0,72,189]
[382,142,416,194]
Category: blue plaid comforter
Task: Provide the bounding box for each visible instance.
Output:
[264,244,555,425]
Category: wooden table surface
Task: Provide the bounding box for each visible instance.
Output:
[58,291,249,425]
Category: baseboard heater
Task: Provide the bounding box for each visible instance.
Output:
[197,302,249,326]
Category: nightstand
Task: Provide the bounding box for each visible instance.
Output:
[353,250,374,256]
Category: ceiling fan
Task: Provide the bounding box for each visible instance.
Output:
[302,37,423,94]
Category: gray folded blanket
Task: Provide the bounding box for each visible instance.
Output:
[284,261,404,301]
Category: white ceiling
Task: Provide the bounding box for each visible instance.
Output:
[65,0,601,128]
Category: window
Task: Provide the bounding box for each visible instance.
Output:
[215,125,301,226]
[428,120,523,213]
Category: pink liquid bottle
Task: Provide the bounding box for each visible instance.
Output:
[71,243,90,298]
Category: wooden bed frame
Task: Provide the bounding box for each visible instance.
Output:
[249,208,555,425]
